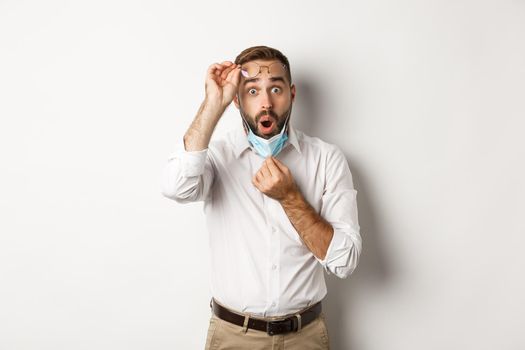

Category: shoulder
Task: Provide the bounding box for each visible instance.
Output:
[296,129,344,159]
[296,130,351,179]
[206,128,239,159]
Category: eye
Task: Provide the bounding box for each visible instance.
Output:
[271,87,281,94]
[248,88,257,95]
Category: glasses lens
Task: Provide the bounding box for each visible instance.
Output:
[268,62,287,77]
[240,62,287,79]
[240,62,259,78]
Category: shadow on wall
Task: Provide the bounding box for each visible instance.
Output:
[324,160,394,350]
[294,76,396,349]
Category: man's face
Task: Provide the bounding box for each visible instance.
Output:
[233,59,296,139]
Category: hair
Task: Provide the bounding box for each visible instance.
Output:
[234,45,292,85]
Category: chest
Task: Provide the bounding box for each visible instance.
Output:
[214,148,326,214]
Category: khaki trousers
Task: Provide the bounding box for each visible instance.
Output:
[204,308,330,350]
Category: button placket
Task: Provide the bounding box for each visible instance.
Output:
[267,203,281,312]
[269,232,280,311]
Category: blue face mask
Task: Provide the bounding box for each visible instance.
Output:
[237,94,291,158]
[246,117,289,158]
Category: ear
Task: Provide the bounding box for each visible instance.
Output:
[290,84,296,103]
[233,93,240,109]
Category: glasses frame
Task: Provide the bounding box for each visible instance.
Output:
[240,61,288,80]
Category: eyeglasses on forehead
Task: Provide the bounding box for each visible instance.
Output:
[240,61,288,79]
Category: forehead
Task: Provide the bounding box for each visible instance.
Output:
[245,59,281,66]
[241,59,288,86]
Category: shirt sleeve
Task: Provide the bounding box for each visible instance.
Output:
[160,137,215,203]
[315,145,362,279]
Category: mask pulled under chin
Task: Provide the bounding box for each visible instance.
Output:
[242,111,290,158]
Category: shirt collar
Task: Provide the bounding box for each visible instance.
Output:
[232,120,302,159]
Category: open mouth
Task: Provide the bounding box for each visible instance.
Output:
[258,119,275,134]
[258,115,276,135]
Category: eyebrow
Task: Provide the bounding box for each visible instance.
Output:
[243,76,287,86]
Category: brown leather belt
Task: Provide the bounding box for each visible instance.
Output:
[210,298,322,336]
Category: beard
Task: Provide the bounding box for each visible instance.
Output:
[239,103,293,139]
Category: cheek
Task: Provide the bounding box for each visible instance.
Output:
[240,100,257,115]
[275,94,291,105]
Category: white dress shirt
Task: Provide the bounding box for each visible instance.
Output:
[161,121,362,317]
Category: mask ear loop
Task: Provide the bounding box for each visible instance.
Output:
[236,93,249,134]
[282,105,292,135]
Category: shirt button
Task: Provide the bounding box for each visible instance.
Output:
[271,302,276,307]
[272,264,277,270]
[271,227,277,234]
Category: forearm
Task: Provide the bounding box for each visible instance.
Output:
[183,98,226,151]
[279,189,334,260]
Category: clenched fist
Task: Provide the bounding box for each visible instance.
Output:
[252,156,299,201]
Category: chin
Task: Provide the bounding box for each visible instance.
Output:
[257,133,273,139]
[257,130,278,139]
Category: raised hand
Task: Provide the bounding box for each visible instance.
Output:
[205,61,242,109]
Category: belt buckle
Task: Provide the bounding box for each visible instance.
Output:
[266,318,293,336]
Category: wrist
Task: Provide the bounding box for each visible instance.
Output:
[201,97,222,113]
[280,187,302,206]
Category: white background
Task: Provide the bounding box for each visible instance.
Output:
[1,1,524,349]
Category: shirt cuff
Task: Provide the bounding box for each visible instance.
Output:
[318,229,351,275]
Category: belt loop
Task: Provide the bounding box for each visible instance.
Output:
[241,314,250,333]
[295,313,302,332]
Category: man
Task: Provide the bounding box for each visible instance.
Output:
[161,45,362,349]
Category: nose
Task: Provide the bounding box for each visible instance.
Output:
[260,89,273,110]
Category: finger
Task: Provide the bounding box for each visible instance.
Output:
[252,176,261,190]
[220,65,235,81]
[207,63,222,77]
[226,65,241,85]
[271,157,289,173]
[218,61,233,71]
[214,63,229,77]
[266,157,282,177]
[254,173,265,188]
[217,63,238,82]
[260,162,272,178]
[207,66,224,87]
[210,67,227,82]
